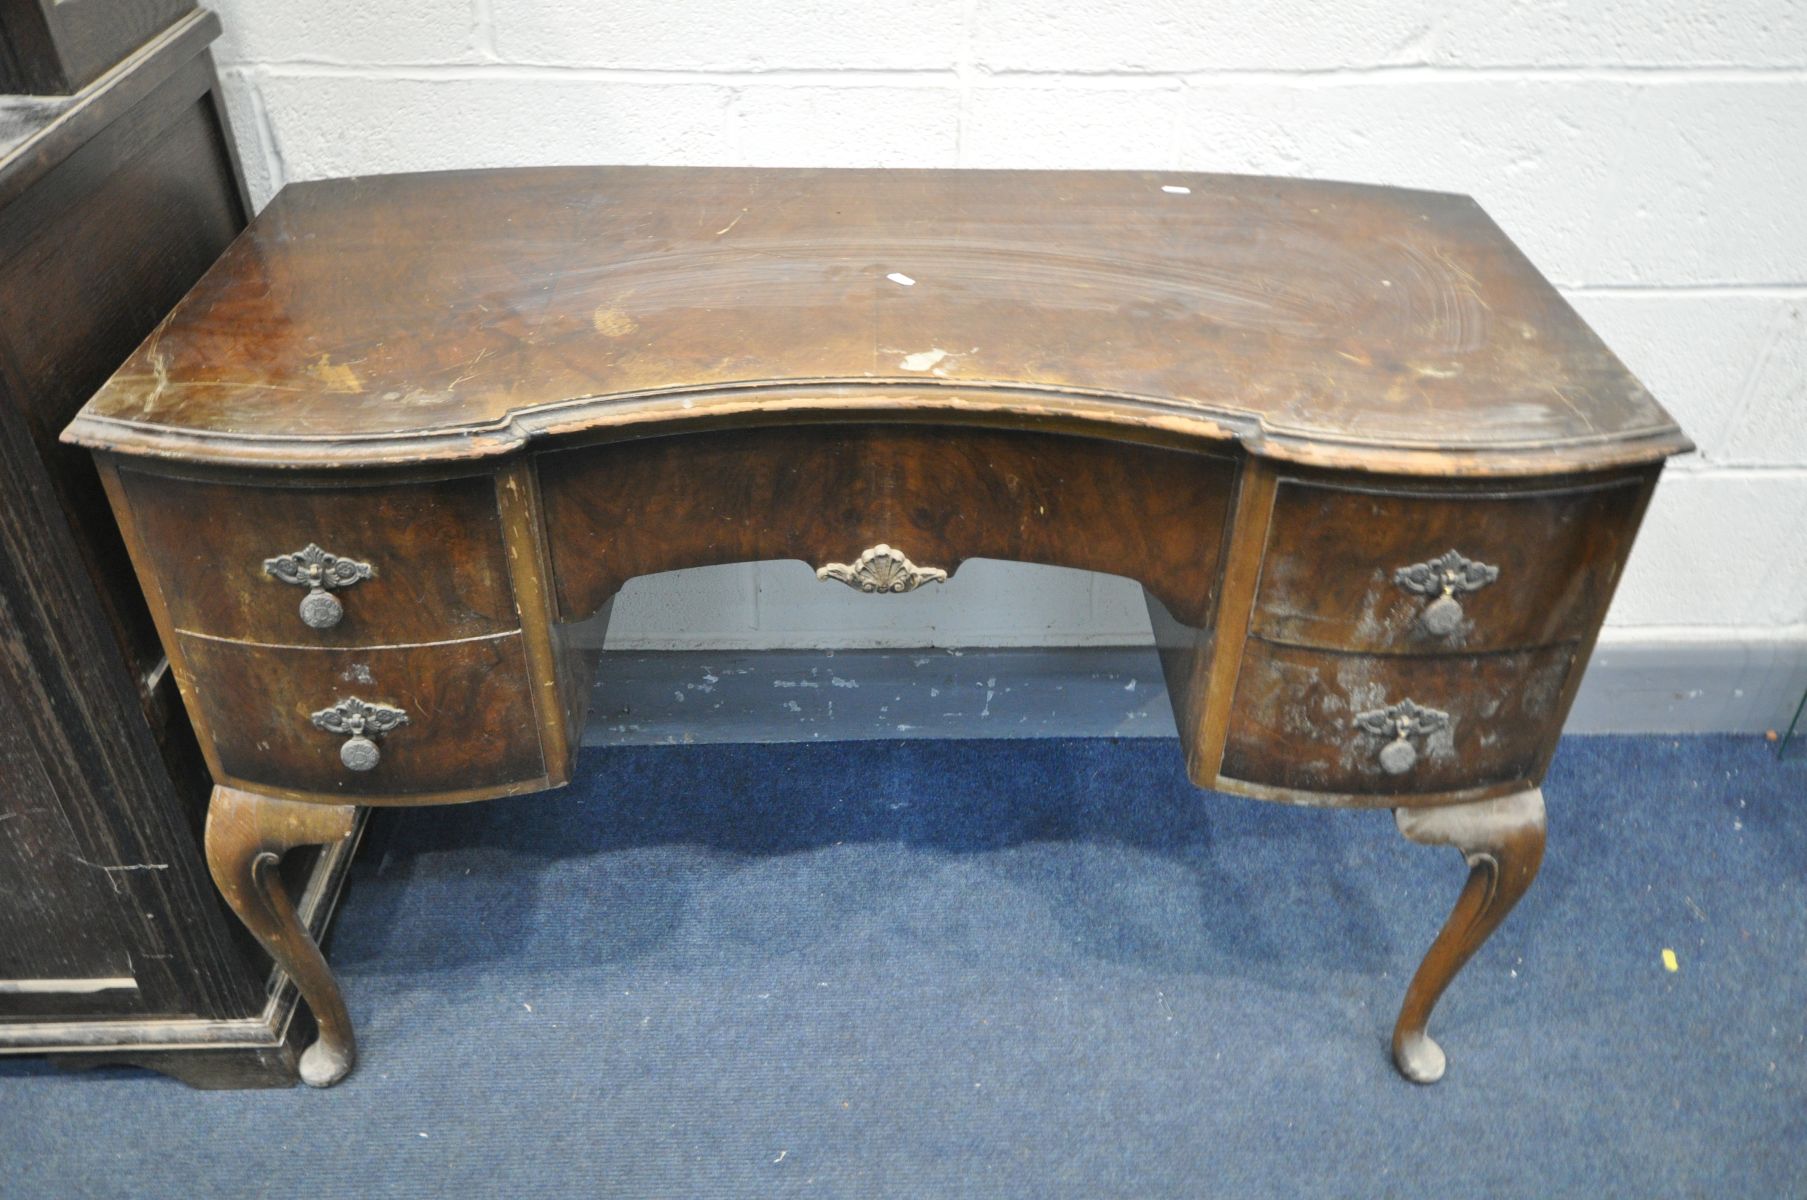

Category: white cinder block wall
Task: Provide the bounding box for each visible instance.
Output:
[211,1,1807,652]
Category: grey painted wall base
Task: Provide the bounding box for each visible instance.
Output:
[584,648,1178,745]
[582,640,1807,746]
[1572,638,1807,736]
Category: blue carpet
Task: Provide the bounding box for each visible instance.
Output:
[4,735,1806,1198]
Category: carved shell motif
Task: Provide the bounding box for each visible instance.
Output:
[816,544,948,593]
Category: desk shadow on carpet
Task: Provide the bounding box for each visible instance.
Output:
[341,738,1398,989]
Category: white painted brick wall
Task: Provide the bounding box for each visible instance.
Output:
[210,0,1807,650]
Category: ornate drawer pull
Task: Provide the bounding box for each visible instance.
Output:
[264,543,373,630]
[817,544,947,593]
[1393,550,1499,636]
[310,697,409,772]
[1355,699,1450,775]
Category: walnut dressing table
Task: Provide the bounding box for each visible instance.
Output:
[62,167,1690,1088]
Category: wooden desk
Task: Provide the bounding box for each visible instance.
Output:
[64,166,1690,1088]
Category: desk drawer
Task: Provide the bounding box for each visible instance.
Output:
[1250,477,1646,655]
[177,633,545,797]
[118,468,519,645]
[1220,641,1575,800]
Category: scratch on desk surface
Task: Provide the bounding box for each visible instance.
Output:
[71,856,169,873]
[448,346,494,387]
[71,855,170,894]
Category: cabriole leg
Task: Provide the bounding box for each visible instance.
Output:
[1390,787,1546,1084]
[204,785,359,1088]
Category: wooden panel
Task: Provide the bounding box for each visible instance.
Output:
[1183,456,1278,781]
[0,664,142,1014]
[495,460,576,787]
[540,424,1239,628]
[0,0,192,95]
[0,49,245,694]
[0,413,224,1019]
[1147,591,1210,745]
[1220,641,1576,801]
[121,469,520,646]
[1251,475,1649,655]
[177,633,545,798]
[0,26,269,1032]
[63,166,1690,475]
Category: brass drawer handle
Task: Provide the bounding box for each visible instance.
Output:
[1356,699,1450,775]
[1393,550,1499,636]
[264,544,374,630]
[817,544,947,593]
[310,697,409,772]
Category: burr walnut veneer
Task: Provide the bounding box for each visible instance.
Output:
[64,166,1690,1087]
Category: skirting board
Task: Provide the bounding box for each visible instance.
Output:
[582,640,1807,746]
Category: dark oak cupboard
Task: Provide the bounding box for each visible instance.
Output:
[0,6,358,1087]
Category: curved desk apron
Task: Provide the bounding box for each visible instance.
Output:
[64,167,1691,1087]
